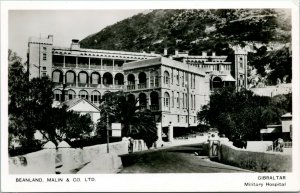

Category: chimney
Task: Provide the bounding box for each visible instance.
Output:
[164,48,168,56]
[212,52,216,56]
[48,35,53,42]
[175,49,179,56]
[202,51,207,57]
[71,39,80,50]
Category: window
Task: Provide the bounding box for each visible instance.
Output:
[176,70,179,85]
[42,72,46,77]
[43,67,46,70]
[53,90,62,101]
[172,91,174,108]
[164,71,170,85]
[43,53,47,61]
[182,93,185,108]
[185,93,187,109]
[43,47,47,51]
[79,90,88,99]
[177,92,180,108]
[186,115,188,123]
[182,71,185,87]
[91,90,101,104]
[177,115,180,123]
[164,92,170,109]
[67,90,76,100]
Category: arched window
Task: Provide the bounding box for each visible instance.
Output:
[52,70,63,83]
[127,74,135,85]
[66,71,76,84]
[115,73,124,85]
[79,90,88,99]
[91,72,100,85]
[138,72,147,89]
[91,90,101,104]
[164,71,170,85]
[150,91,159,111]
[212,77,223,89]
[103,72,113,85]
[164,92,170,109]
[78,71,88,85]
[138,93,147,107]
[53,89,62,101]
[66,89,76,101]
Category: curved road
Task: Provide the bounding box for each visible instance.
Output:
[119,143,251,173]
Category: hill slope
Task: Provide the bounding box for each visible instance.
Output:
[80,9,292,85]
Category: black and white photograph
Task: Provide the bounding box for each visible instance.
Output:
[1,0,299,192]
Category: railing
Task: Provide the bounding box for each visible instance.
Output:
[138,83,147,89]
[102,65,113,70]
[102,84,114,89]
[114,66,123,70]
[53,63,63,67]
[90,84,100,88]
[65,63,76,68]
[284,142,292,148]
[114,85,124,89]
[127,85,135,90]
[78,64,89,69]
[150,104,159,111]
[78,83,89,87]
[53,82,63,87]
[65,83,76,87]
[90,65,101,69]
[150,82,160,88]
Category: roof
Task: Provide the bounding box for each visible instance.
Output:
[123,57,206,76]
[212,74,235,82]
[59,98,100,112]
[282,113,292,118]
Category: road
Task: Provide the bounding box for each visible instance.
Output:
[119,143,251,173]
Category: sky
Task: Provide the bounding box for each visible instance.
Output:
[8,10,145,60]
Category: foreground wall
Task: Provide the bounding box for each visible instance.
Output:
[9,141,130,174]
[219,144,292,172]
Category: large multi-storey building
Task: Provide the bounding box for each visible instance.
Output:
[28,35,159,106]
[123,57,209,129]
[27,35,247,140]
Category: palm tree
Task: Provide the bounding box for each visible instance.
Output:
[97,91,158,148]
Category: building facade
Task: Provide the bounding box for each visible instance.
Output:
[123,57,210,129]
[28,35,159,106]
[27,35,247,140]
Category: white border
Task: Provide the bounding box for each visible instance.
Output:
[1,1,300,192]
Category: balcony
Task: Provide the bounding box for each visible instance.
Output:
[90,84,100,88]
[78,64,89,69]
[138,83,147,89]
[114,85,124,89]
[78,83,89,87]
[90,65,101,69]
[102,65,113,70]
[139,105,147,111]
[53,82,63,87]
[150,104,159,111]
[65,63,76,68]
[53,63,63,67]
[102,84,114,89]
[65,83,76,87]
[127,85,135,90]
[150,82,160,88]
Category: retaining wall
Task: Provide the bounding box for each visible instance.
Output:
[9,141,129,174]
[219,144,292,172]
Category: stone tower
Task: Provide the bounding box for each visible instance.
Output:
[27,35,53,80]
[234,46,248,90]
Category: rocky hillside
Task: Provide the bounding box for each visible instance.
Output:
[80,9,292,85]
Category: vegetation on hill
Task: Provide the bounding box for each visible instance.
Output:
[80,9,291,85]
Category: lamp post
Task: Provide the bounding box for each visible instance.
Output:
[106,113,110,153]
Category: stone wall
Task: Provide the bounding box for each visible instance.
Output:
[219,144,292,172]
[9,141,130,174]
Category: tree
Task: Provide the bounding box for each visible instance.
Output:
[197,87,290,142]
[8,50,94,149]
[97,91,158,148]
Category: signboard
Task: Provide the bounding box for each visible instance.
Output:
[111,123,121,137]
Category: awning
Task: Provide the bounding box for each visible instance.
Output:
[221,75,235,82]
